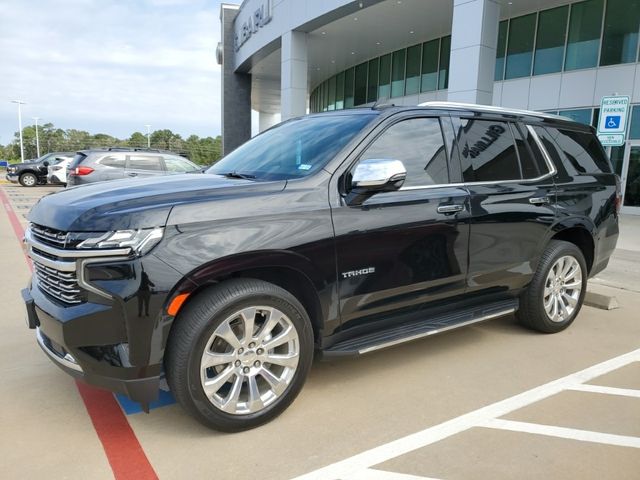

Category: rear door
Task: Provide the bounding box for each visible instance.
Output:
[125,154,165,179]
[453,115,557,295]
[96,154,127,181]
[331,113,470,329]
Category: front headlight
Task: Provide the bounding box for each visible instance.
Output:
[77,227,164,255]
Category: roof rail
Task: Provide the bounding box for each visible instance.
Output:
[417,101,567,121]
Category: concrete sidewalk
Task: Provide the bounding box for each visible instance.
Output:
[592,214,640,293]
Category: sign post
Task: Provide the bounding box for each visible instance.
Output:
[597,95,630,146]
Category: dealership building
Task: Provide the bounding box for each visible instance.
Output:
[218,0,640,212]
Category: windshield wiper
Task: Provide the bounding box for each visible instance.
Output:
[220,171,256,180]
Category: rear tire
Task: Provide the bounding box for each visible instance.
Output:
[166,278,314,432]
[517,240,587,333]
[19,172,37,187]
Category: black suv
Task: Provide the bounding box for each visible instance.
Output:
[66,147,201,186]
[22,103,619,431]
[6,152,74,186]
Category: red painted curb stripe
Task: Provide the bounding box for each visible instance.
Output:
[76,382,158,480]
[0,186,158,480]
[0,187,32,270]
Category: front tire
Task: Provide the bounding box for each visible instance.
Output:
[517,240,587,333]
[19,172,37,187]
[166,279,314,432]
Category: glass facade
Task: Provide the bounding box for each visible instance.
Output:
[600,0,640,66]
[310,0,640,112]
[565,0,603,71]
[505,14,536,79]
[421,38,439,92]
[391,49,406,97]
[533,6,568,75]
[310,33,451,111]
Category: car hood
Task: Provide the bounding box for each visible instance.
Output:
[28,174,287,232]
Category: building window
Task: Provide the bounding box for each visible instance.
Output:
[367,58,379,103]
[405,44,421,96]
[421,38,439,92]
[378,53,391,99]
[629,105,640,139]
[495,20,508,80]
[558,108,592,125]
[328,76,336,111]
[336,72,345,110]
[391,48,406,98]
[438,35,451,89]
[533,6,569,75]
[600,0,640,66]
[565,0,604,71]
[354,62,368,106]
[344,67,355,108]
[505,13,536,79]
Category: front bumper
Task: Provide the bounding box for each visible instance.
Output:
[22,229,185,406]
[6,173,18,183]
[23,285,164,405]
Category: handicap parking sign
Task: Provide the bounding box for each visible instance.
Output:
[598,96,629,139]
[604,115,620,129]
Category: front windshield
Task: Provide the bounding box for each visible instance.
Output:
[208,113,376,180]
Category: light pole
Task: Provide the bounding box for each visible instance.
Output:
[11,100,26,162]
[33,116,40,158]
[145,124,151,148]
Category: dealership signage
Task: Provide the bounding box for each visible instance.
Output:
[597,95,630,146]
[235,0,272,52]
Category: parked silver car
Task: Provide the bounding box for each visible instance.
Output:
[66,147,202,186]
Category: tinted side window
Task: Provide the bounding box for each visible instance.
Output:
[164,155,199,172]
[512,124,543,179]
[99,155,126,168]
[460,119,521,182]
[359,117,449,187]
[127,155,162,171]
[545,128,612,174]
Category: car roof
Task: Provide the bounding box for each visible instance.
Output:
[308,101,593,132]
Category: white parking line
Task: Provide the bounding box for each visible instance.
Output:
[293,349,640,480]
[342,469,440,480]
[568,383,640,398]
[479,418,640,449]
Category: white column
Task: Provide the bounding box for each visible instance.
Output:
[447,0,500,105]
[259,112,280,132]
[281,30,308,120]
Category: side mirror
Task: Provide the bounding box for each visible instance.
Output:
[42,161,50,167]
[351,158,407,192]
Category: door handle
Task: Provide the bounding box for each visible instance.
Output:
[437,204,464,214]
[529,196,550,205]
[128,172,138,177]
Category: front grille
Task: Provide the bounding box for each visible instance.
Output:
[33,261,84,304]
[31,224,69,248]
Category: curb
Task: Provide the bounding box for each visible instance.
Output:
[584,291,619,310]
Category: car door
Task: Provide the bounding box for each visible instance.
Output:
[125,154,165,179]
[96,154,127,181]
[331,113,470,329]
[452,115,557,295]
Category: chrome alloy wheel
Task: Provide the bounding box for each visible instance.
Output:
[543,255,583,323]
[200,306,300,415]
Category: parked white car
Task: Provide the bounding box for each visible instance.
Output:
[47,157,73,185]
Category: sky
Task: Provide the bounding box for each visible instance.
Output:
[0,0,224,145]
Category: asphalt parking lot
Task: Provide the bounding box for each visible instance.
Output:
[1,181,639,480]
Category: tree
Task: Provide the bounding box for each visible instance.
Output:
[129,132,147,148]
[3,122,220,163]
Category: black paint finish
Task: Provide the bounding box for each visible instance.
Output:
[24,105,619,405]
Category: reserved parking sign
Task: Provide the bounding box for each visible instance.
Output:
[597,95,630,146]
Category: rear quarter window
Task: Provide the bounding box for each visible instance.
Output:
[68,153,87,169]
[542,127,612,174]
